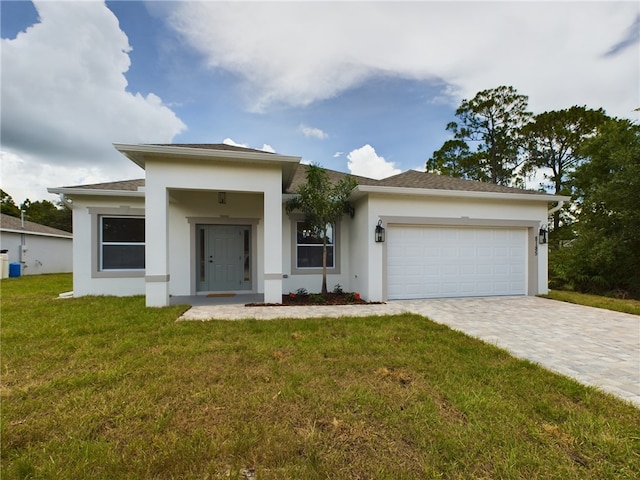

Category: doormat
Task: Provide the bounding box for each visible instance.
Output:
[206,293,236,298]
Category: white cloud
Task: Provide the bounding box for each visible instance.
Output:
[223,138,276,153]
[261,144,276,153]
[1,1,185,201]
[222,138,248,148]
[333,152,344,158]
[1,151,141,205]
[298,124,328,140]
[167,2,638,119]
[347,145,401,180]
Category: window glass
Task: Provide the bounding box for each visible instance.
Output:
[198,227,205,282]
[102,245,145,269]
[102,217,145,242]
[101,216,145,270]
[243,230,251,282]
[296,221,334,269]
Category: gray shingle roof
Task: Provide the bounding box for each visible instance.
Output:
[56,166,547,197]
[287,166,545,196]
[284,164,379,194]
[376,170,546,195]
[151,143,274,154]
[62,179,145,191]
[0,213,72,236]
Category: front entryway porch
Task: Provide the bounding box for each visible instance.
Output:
[170,293,264,306]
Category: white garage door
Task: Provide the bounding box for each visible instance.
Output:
[387,226,527,300]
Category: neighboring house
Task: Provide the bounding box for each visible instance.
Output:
[48,143,568,307]
[0,213,72,275]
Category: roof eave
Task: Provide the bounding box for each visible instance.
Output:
[351,185,570,202]
[113,143,301,190]
[113,143,301,167]
[47,187,145,198]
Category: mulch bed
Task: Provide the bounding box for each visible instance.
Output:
[246,292,384,307]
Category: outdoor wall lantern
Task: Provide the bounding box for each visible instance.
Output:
[375,219,385,243]
[539,226,548,245]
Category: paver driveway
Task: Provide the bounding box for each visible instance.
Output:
[398,296,640,407]
[180,296,640,407]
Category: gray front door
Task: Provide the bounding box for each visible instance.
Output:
[197,225,251,292]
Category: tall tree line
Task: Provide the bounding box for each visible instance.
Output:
[0,190,72,232]
[427,86,639,297]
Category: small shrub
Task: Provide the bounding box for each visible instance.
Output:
[295,287,308,296]
[309,293,326,304]
[333,284,344,294]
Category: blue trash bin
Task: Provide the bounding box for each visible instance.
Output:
[9,262,21,278]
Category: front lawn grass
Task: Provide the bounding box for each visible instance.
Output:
[2,274,639,479]
[542,290,640,315]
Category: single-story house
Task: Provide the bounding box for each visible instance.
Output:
[48,143,568,307]
[0,212,73,276]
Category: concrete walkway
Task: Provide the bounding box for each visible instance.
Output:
[179,296,640,407]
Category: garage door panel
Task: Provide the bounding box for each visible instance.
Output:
[476,230,493,241]
[495,264,510,274]
[511,264,525,274]
[387,226,527,299]
[459,282,477,293]
[459,247,476,258]
[460,264,475,275]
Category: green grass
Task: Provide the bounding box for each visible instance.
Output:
[2,274,640,479]
[542,290,640,315]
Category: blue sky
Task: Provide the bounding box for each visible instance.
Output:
[1,0,638,203]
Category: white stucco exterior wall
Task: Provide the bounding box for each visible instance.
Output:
[70,195,146,297]
[143,158,285,305]
[347,196,371,299]
[281,210,353,295]
[362,193,550,302]
[56,146,560,305]
[0,231,72,275]
[167,190,264,296]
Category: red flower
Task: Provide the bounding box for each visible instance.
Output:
[354,293,361,300]
[289,292,296,298]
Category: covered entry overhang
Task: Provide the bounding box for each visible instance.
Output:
[114,144,301,307]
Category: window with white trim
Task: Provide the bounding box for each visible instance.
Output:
[100,216,145,270]
[296,221,335,269]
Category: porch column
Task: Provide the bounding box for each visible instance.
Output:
[263,187,282,303]
[145,184,170,307]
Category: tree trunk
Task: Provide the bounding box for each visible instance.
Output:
[553,168,562,232]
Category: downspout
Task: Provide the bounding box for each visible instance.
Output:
[59,193,74,210]
[20,210,26,271]
[547,200,565,217]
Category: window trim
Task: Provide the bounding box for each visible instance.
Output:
[100,215,145,272]
[289,215,341,275]
[88,206,145,278]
